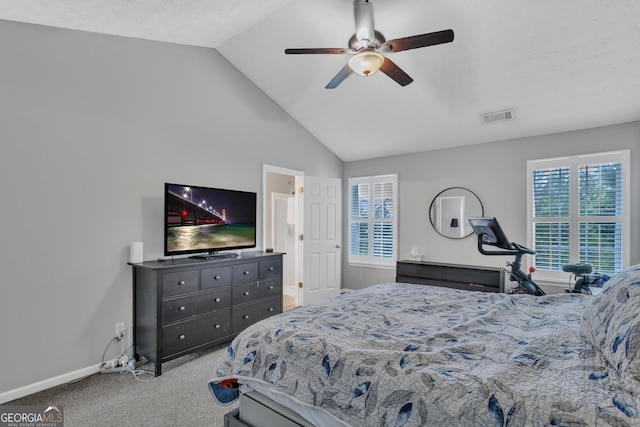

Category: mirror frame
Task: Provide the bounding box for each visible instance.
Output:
[429,187,484,239]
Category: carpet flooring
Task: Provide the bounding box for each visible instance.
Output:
[5,342,236,427]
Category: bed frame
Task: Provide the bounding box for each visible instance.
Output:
[224,391,315,427]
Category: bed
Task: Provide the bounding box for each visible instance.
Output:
[210,264,640,426]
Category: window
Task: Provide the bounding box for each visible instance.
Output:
[527,150,629,277]
[348,174,398,268]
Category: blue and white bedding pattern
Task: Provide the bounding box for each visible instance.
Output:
[211,274,640,426]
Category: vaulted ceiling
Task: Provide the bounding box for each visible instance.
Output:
[1,0,639,161]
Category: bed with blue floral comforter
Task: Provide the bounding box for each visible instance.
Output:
[210,265,640,426]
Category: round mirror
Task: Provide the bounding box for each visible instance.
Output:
[429,187,484,239]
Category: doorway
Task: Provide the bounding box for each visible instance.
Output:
[263,165,303,311]
[263,165,342,309]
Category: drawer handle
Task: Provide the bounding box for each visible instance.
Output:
[243,271,250,275]
[268,285,274,290]
[214,275,221,280]
[178,280,185,286]
[179,306,186,311]
[215,324,220,329]
[215,297,221,302]
[267,307,274,312]
[179,334,186,340]
[243,315,249,319]
[268,267,274,271]
[243,291,250,296]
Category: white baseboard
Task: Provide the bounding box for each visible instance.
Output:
[0,364,101,404]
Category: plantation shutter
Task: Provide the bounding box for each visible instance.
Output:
[531,167,570,270]
[578,162,624,273]
[528,151,629,277]
[348,174,398,267]
[349,182,369,257]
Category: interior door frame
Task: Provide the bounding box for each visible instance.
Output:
[263,164,304,306]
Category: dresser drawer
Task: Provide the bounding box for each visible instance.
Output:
[201,266,232,290]
[442,267,500,288]
[162,288,231,325]
[162,270,199,297]
[396,262,443,281]
[396,276,442,287]
[231,296,281,334]
[231,279,282,305]
[260,259,282,279]
[162,309,230,357]
[233,263,259,283]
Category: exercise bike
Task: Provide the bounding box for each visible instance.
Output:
[562,264,608,294]
[468,217,546,296]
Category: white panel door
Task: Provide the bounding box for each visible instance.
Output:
[302,176,341,305]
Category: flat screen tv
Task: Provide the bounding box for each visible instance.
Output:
[164,183,257,258]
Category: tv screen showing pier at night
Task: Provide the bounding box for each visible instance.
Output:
[164,183,257,256]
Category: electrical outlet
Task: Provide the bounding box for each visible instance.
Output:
[115,322,125,339]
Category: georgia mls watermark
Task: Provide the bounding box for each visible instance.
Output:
[0,405,63,427]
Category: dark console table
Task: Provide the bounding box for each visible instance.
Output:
[130,251,283,376]
[396,260,505,293]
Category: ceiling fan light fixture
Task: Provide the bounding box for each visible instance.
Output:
[348,51,384,76]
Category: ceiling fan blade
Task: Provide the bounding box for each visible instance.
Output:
[325,64,354,89]
[382,29,454,53]
[379,58,413,86]
[353,0,375,46]
[285,48,351,55]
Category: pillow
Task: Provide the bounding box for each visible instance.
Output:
[579,264,640,390]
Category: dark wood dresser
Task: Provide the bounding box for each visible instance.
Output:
[396,260,505,293]
[130,251,283,375]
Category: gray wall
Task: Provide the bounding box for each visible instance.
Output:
[343,122,640,289]
[0,21,341,397]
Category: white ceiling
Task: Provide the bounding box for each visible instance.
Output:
[2,0,639,161]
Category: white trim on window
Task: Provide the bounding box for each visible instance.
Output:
[527,150,629,280]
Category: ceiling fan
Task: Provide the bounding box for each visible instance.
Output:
[284,0,454,89]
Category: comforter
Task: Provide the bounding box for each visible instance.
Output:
[211,281,640,426]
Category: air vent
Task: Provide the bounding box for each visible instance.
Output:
[481,109,515,124]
